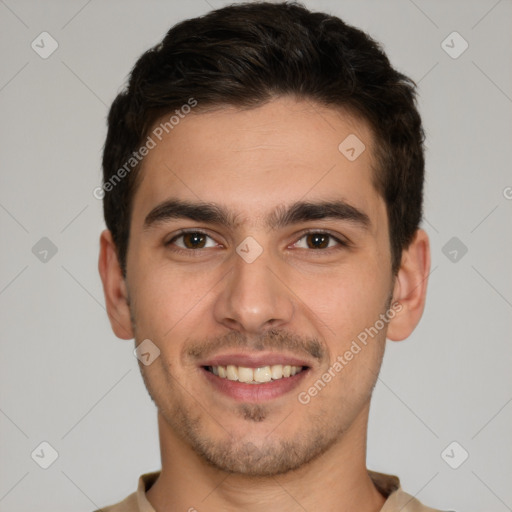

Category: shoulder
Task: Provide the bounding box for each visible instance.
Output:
[91,471,160,512]
[368,470,454,512]
[384,487,456,512]
[92,491,139,512]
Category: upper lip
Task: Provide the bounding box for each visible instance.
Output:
[201,352,313,368]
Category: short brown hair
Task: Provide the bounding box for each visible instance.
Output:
[102,1,425,276]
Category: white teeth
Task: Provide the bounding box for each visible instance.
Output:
[271,365,283,380]
[209,364,303,383]
[238,366,253,383]
[226,365,238,381]
[254,366,272,383]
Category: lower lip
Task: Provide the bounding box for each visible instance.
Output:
[201,367,310,402]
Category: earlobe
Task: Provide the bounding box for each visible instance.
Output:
[98,229,134,340]
[386,229,431,342]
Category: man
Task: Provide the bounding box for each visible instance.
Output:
[96,1,445,510]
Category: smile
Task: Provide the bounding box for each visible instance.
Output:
[206,364,305,383]
[200,352,313,402]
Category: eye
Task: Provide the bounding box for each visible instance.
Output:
[292,231,347,251]
[166,230,218,251]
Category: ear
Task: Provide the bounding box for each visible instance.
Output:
[98,229,133,340]
[386,228,431,342]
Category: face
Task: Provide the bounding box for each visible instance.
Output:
[108,97,405,476]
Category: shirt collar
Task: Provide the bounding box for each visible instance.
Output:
[135,469,403,512]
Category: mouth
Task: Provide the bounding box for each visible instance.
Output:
[200,354,312,402]
[205,364,306,383]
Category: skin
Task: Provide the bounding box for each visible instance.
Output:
[99,97,430,512]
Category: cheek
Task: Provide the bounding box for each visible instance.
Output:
[128,259,218,341]
[303,226,392,339]
[317,264,390,338]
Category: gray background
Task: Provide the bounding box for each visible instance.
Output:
[1,0,511,510]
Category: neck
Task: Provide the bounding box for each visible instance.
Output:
[146,402,386,512]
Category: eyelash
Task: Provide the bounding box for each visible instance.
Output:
[165,229,349,256]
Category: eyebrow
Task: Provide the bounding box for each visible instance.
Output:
[143,198,371,232]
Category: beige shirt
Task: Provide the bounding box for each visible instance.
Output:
[95,470,450,511]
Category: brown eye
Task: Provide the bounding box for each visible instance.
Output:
[181,232,207,249]
[305,233,330,249]
[294,232,345,250]
[167,231,217,251]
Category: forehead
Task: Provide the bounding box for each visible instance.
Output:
[131,97,383,230]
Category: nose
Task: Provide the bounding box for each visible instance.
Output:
[213,244,294,335]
